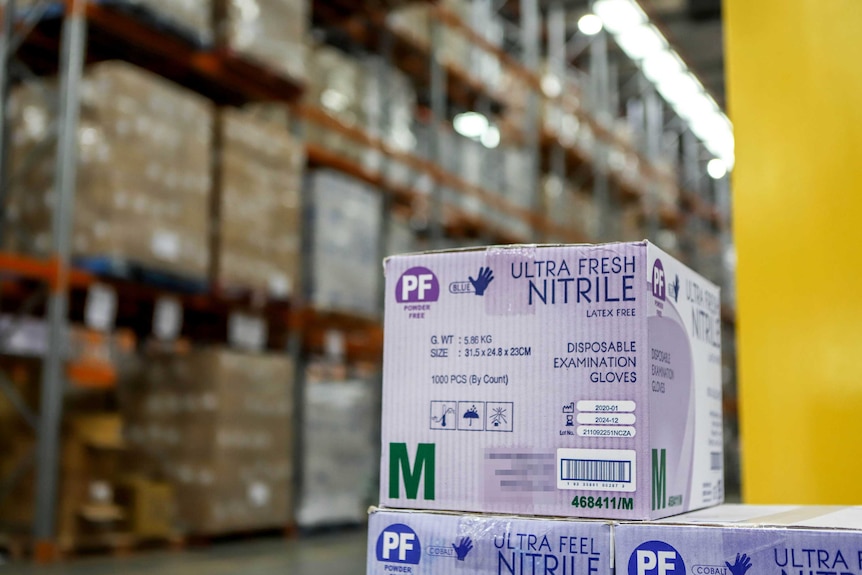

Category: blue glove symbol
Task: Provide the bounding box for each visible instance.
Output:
[452,536,474,561]
[469,267,495,296]
[726,553,752,575]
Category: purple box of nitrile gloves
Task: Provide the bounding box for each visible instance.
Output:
[380,242,722,520]
[366,507,613,575]
[615,505,862,575]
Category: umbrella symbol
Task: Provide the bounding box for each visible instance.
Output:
[463,405,480,427]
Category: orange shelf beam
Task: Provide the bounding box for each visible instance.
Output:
[0,253,92,289]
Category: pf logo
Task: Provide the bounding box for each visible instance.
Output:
[376,523,422,565]
[628,541,686,575]
[396,267,440,303]
[651,260,666,301]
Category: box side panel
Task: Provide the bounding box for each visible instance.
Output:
[381,243,654,519]
[615,523,862,575]
[646,243,724,518]
[367,509,613,575]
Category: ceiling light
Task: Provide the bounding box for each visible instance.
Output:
[641,50,683,85]
[674,93,717,122]
[689,112,724,143]
[597,0,736,173]
[577,13,603,36]
[594,0,645,34]
[453,112,489,139]
[707,158,727,179]
[710,135,735,169]
[615,24,665,61]
[656,71,702,106]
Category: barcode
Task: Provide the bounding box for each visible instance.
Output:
[560,459,632,483]
[711,452,723,470]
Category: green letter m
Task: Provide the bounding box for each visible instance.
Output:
[389,443,435,501]
[652,448,667,510]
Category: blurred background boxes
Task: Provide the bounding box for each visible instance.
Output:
[7,62,212,279]
[305,170,382,317]
[219,108,304,296]
[114,477,174,540]
[121,348,294,535]
[297,365,378,529]
[225,0,308,82]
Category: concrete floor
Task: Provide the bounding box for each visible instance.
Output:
[2,529,367,575]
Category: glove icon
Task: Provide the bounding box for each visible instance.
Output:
[726,553,753,575]
[452,536,474,561]
[469,267,495,296]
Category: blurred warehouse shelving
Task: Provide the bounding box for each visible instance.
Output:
[0,0,738,562]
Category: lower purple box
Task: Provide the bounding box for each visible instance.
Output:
[615,505,862,575]
[367,507,613,575]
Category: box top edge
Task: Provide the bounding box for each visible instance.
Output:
[369,506,615,525]
[619,505,862,531]
[383,240,651,265]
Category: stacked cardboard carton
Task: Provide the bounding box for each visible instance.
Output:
[368,504,862,574]
[305,44,367,164]
[367,241,727,572]
[7,62,211,278]
[22,0,306,76]
[305,44,417,183]
[387,0,503,92]
[615,505,862,575]
[361,55,418,186]
[367,242,862,573]
[296,367,378,528]
[219,108,304,296]
[305,170,382,317]
[225,0,308,82]
[122,348,294,535]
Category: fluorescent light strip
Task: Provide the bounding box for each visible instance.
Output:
[593,0,734,169]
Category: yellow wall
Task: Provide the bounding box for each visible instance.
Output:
[725,0,862,503]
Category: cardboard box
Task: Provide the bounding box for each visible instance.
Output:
[115,477,175,539]
[367,507,613,575]
[306,170,382,316]
[380,241,722,519]
[296,379,377,528]
[615,505,862,575]
[120,348,295,535]
[219,108,303,296]
[7,62,212,278]
[227,0,308,82]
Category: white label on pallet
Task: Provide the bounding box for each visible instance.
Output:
[228,312,267,352]
[248,481,270,507]
[268,273,291,298]
[84,283,117,332]
[153,296,182,341]
[324,329,346,361]
[151,230,180,262]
